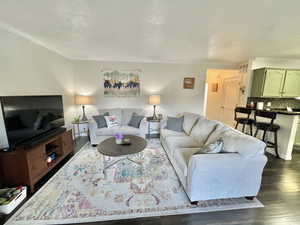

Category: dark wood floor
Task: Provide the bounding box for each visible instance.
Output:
[1,148,300,225]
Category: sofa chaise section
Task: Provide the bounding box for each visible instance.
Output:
[161,112,267,202]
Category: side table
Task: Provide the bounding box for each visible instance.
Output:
[72,120,89,139]
[146,117,161,138]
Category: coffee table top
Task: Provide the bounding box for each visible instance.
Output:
[97,135,147,157]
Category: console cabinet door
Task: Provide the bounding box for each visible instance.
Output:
[27,146,47,180]
[63,130,74,154]
[262,69,286,97]
[282,70,300,97]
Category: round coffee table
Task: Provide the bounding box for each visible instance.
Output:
[97,135,147,173]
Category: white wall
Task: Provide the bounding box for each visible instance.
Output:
[252,57,300,69]
[206,69,239,121]
[0,28,75,126]
[73,60,237,117]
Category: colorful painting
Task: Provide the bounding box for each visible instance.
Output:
[103,70,141,97]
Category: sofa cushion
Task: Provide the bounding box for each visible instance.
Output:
[190,119,218,145]
[117,126,142,136]
[165,136,201,157]
[98,108,122,125]
[95,126,141,136]
[95,127,117,136]
[174,148,201,177]
[128,113,144,128]
[166,116,184,132]
[92,112,109,128]
[160,129,186,140]
[183,112,202,135]
[219,132,266,157]
[122,108,145,125]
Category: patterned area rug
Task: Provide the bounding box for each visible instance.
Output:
[5,139,263,225]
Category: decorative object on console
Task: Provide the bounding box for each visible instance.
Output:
[183,77,195,89]
[103,70,141,97]
[75,95,91,121]
[149,95,161,120]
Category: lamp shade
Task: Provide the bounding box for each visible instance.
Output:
[149,95,161,105]
[75,95,91,105]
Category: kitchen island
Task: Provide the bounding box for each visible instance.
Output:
[240,107,300,160]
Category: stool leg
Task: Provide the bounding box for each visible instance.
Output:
[262,130,267,143]
[250,124,253,136]
[274,131,279,158]
[254,128,259,137]
[235,122,238,129]
[242,123,246,133]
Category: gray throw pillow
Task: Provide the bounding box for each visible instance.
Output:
[128,113,144,128]
[93,112,109,128]
[166,116,184,132]
[194,139,223,154]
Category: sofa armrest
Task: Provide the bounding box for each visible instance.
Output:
[88,119,98,138]
[187,153,267,201]
[139,117,148,133]
[160,118,167,130]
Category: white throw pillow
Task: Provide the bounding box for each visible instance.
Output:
[195,139,224,154]
[104,115,119,128]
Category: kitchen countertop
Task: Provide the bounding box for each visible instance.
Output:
[242,107,300,116]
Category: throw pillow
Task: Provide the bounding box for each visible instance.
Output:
[128,113,144,128]
[93,112,109,128]
[194,139,224,154]
[104,115,119,128]
[166,116,184,132]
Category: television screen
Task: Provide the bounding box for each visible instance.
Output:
[0,95,65,149]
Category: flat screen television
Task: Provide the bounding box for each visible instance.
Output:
[0,95,65,150]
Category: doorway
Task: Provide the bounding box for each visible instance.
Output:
[205,69,241,127]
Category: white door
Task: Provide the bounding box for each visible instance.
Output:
[221,77,241,127]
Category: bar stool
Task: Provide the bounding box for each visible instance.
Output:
[254,110,280,158]
[234,107,254,135]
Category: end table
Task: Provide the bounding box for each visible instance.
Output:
[72,120,89,139]
[146,117,161,139]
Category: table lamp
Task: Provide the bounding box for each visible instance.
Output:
[149,95,160,120]
[75,95,91,121]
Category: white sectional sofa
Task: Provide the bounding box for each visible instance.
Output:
[160,112,267,202]
[89,108,147,145]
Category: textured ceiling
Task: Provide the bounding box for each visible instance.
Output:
[1,0,300,63]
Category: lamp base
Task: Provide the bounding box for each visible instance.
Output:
[82,105,88,121]
[152,105,158,120]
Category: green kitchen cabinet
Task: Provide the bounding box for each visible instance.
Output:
[294,123,300,147]
[282,70,300,97]
[251,68,286,97]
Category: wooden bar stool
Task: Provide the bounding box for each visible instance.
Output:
[254,110,280,158]
[234,107,254,135]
